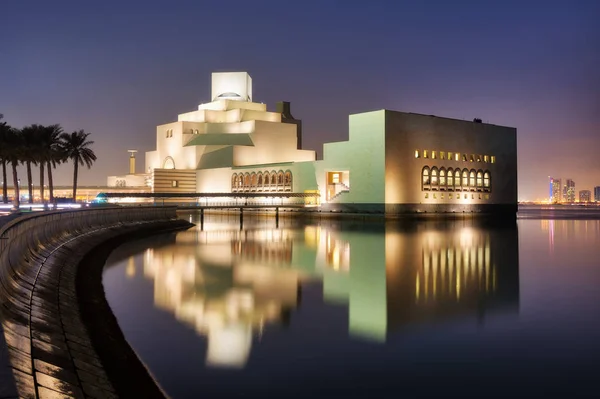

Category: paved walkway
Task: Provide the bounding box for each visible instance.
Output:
[0,213,20,398]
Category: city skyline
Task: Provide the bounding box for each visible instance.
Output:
[1,1,599,201]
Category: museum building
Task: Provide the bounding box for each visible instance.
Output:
[108,72,517,214]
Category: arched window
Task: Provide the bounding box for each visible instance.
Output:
[484,171,491,191]
[263,172,270,188]
[447,168,454,190]
[251,173,257,190]
[422,167,430,190]
[476,170,483,189]
[163,156,175,169]
[270,171,277,185]
[462,169,469,189]
[277,171,284,185]
[439,168,446,188]
[455,170,461,190]
[258,173,263,186]
[231,174,237,191]
[244,173,250,190]
[469,169,476,189]
[431,167,438,188]
[284,171,292,190]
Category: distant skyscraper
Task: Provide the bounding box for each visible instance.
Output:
[579,190,591,203]
[550,177,562,203]
[565,179,575,202]
[595,186,600,202]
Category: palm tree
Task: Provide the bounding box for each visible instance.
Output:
[4,128,23,209]
[60,130,96,201]
[39,124,64,204]
[0,115,9,204]
[20,125,39,204]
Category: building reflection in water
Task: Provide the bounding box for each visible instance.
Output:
[134,218,519,368]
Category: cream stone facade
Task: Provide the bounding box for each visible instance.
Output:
[108,71,518,215]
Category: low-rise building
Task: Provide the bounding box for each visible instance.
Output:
[108,72,518,215]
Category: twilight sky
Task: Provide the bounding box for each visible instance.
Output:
[1,0,598,200]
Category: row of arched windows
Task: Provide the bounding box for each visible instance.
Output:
[422,167,491,192]
[232,170,293,192]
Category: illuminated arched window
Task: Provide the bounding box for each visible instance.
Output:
[277,171,284,185]
[431,167,438,188]
[263,172,270,187]
[455,169,461,189]
[251,173,257,188]
[422,167,430,190]
[462,169,469,188]
[244,173,250,190]
[284,171,292,190]
[476,170,483,189]
[484,171,491,191]
[163,156,175,170]
[439,168,446,187]
[447,168,454,190]
[231,174,237,191]
[469,169,476,188]
[270,171,277,185]
[257,173,263,186]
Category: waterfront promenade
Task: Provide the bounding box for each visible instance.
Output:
[0,207,191,398]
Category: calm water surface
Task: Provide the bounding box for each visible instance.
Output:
[103,210,600,398]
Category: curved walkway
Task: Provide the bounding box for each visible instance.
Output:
[0,207,191,398]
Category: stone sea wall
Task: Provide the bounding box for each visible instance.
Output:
[0,206,190,399]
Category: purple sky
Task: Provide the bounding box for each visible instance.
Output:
[1,0,598,200]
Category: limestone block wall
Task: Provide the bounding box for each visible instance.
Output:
[0,206,187,399]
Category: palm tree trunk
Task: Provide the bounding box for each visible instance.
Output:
[2,160,7,204]
[73,162,78,202]
[11,161,19,209]
[47,161,54,204]
[39,163,45,203]
[26,160,33,204]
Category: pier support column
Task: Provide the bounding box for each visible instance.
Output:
[240,208,244,230]
[275,207,279,228]
[200,208,204,231]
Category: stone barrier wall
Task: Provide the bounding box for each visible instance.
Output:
[0,206,184,399]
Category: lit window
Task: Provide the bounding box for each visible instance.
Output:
[484,171,490,190]
[448,152,452,160]
[476,170,483,188]
[455,153,460,161]
[447,168,454,189]
[484,155,489,163]
[449,193,453,199]
[491,156,496,163]
[425,193,429,199]
[422,167,430,189]
[469,170,476,187]
[423,150,428,158]
[439,168,446,187]
[432,151,437,159]
[470,154,475,162]
[172,180,178,187]
[194,129,199,135]
[431,167,438,187]
[455,170,461,189]
[433,193,437,199]
[485,194,490,200]
[441,193,444,199]
[440,152,445,160]
[464,194,467,199]
[462,154,467,162]
[415,150,420,158]
[462,170,468,187]
[476,155,481,162]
